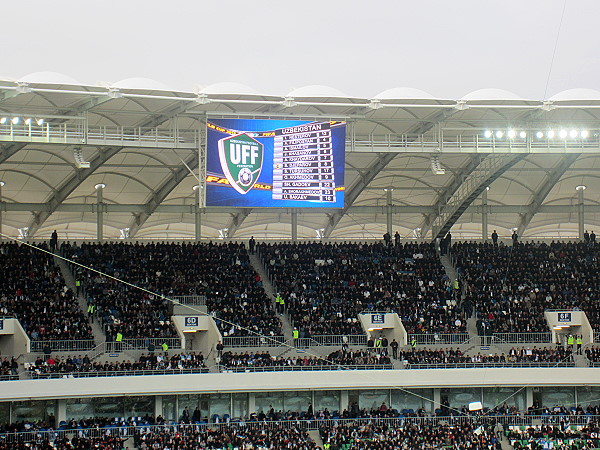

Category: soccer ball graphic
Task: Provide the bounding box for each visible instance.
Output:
[238,168,253,186]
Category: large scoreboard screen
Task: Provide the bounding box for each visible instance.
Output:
[205,118,345,208]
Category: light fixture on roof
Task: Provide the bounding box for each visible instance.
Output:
[192,185,201,191]
[570,129,578,138]
[576,185,586,191]
[536,131,544,139]
[413,227,422,238]
[24,118,32,126]
[74,147,90,169]
[483,130,492,138]
[485,186,490,191]
[17,227,29,239]
[119,228,130,239]
[0,118,6,125]
[519,131,527,139]
[0,181,4,187]
[547,130,555,139]
[430,156,445,175]
[219,228,229,239]
[559,129,568,139]
[495,130,503,139]
[11,117,19,125]
[507,129,516,139]
[36,118,44,126]
[581,130,589,139]
[95,183,106,190]
[315,228,325,239]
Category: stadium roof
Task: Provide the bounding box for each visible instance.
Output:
[1,77,600,240]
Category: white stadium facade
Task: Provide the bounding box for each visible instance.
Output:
[0,73,600,447]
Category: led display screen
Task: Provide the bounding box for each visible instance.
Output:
[205,118,345,207]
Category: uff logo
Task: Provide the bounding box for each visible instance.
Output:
[218,133,264,194]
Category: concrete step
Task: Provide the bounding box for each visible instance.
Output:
[308,430,324,449]
[248,252,293,341]
[439,254,458,283]
[54,255,105,347]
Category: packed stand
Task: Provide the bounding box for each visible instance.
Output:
[453,241,600,334]
[0,357,18,380]
[259,241,466,336]
[0,436,126,450]
[399,346,573,367]
[0,242,92,344]
[320,422,502,450]
[61,242,282,340]
[220,349,392,371]
[134,425,318,450]
[27,352,207,378]
[508,423,600,450]
[585,347,600,366]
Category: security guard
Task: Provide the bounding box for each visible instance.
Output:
[567,334,575,349]
[87,304,96,323]
[115,332,123,352]
[576,335,583,355]
[293,328,299,347]
[161,342,169,353]
[411,337,417,352]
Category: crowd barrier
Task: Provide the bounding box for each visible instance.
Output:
[222,336,286,348]
[408,334,470,345]
[31,340,96,353]
[218,364,393,373]
[492,333,553,344]
[405,362,575,369]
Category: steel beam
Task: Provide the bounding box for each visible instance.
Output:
[226,209,252,238]
[515,154,580,236]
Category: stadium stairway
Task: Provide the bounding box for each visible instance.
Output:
[248,252,294,341]
[308,429,324,449]
[439,254,458,284]
[54,255,105,348]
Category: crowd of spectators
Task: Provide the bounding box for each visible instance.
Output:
[0,435,125,450]
[134,425,318,450]
[508,423,600,450]
[27,352,206,378]
[0,243,92,342]
[400,346,573,366]
[585,347,600,365]
[452,241,600,334]
[61,242,282,340]
[259,241,466,336]
[319,422,502,450]
[220,349,392,370]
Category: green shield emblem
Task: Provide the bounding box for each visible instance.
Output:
[218,133,264,194]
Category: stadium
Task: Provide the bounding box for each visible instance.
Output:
[1,1,600,449]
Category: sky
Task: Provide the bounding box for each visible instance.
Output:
[1,0,599,99]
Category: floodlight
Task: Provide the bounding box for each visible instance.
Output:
[570,129,578,138]
[95,183,106,190]
[519,131,527,139]
[0,181,5,187]
[507,129,516,139]
[24,118,31,125]
[581,130,589,139]
[576,185,586,191]
[559,129,568,139]
[495,130,503,139]
[484,130,492,138]
[36,119,44,126]
[11,117,19,125]
[0,118,7,125]
[547,130,555,139]
[536,131,544,139]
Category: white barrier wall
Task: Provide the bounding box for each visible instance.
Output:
[172,316,221,356]
[358,313,408,347]
[0,318,30,355]
[0,368,598,401]
[544,310,594,344]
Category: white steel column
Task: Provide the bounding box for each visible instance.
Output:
[482,187,488,241]
[385,188,393,236]
[576,185,586,240]
[194,185,202,241]
[291,210,298,241]
[0,181,4,240]
[95,183,105,242]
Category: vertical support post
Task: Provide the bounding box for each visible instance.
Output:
[291,209,298,241]
[482,187,488,241]
[577,185,585,240]
[0,181,4,240]
[194,186,202,241]
[95,184,105,242]
[386,189,393,236]
[56,399,67,424]
[154,396,163,419]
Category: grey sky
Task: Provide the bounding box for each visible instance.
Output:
[1,0,598,99]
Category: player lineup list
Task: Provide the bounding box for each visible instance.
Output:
[272,122,336,203]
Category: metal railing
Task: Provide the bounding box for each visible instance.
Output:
[29,367,209,379]
[406,362,575,369]
[218,364,393,373]
[109,337,182,351]
[3,416,600,444]
[30,339,96,352]
[172,295,207,306]
[492,333,553,344]
[408,333,470,345]
[222,336,286,348]
[294,335,367,348]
